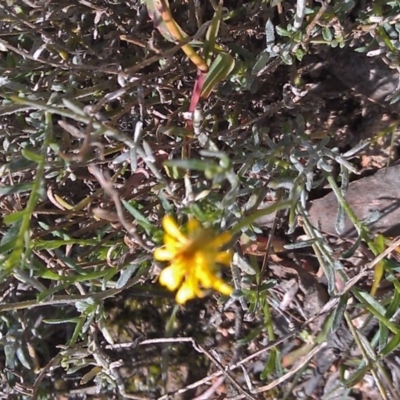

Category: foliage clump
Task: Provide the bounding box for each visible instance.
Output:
[1,0,400,399]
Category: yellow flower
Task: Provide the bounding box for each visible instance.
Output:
[154,215,233,304]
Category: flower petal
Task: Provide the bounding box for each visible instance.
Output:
[210,231,232,248]
[159,264,184,291]
[162,216,187,244]
[164,234,181,250]
[154,247,175,261]
[215,250,232,266]
[155,214,233,304]
[212,279,233,296]
[196,268,214,289]
[194,259,215,288]
[176,280,198,304]
[187,217,200,234]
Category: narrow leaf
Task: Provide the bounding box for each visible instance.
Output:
[204,1,223,64]
[22,148,43,163]
[380,331,400,357]
[201,52,235,98]
[370,234,385,297]
[0,183,33,195]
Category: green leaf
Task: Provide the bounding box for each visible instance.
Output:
[353,288,386,315]
[39,269,63,280]
[201,52,235,98]
[380,331,400,357]
[22,148,43,163]
[352,288,400,334]
[378,321,389,352]
[236,325,263,345]
[376,26,397,52]
[163,163,186,180]
[33,238,103,250]
[0,238,17,255]
[371,234,386,297]
[357,332,377,361]
[159,126,192,137]
[16,347,32,370]
[37,282,72,301]
[98,318,114,345]
[0,182,33,195]
[103,267,118,285]
[164,158,219,172]
[316,311,335,344]
[117,265,139,289]
[1,221,21,249]
[332,293,348,333]
[344,365,368,387]
[260,348,279,380]
[4,343,16,369]
[67,317,85,346]
[3,210,28,225]
[204,2,223,64]
[122,200,154,233]
[386,288,400,318]
[0,157,35,176]
[44,317,82,324]
[252,50,271,75]
[4,246,24,275]
[322,27,333,42]
[0,103,33,116]
[275,26,291,37]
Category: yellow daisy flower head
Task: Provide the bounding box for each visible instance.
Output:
[154,215,233,304]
